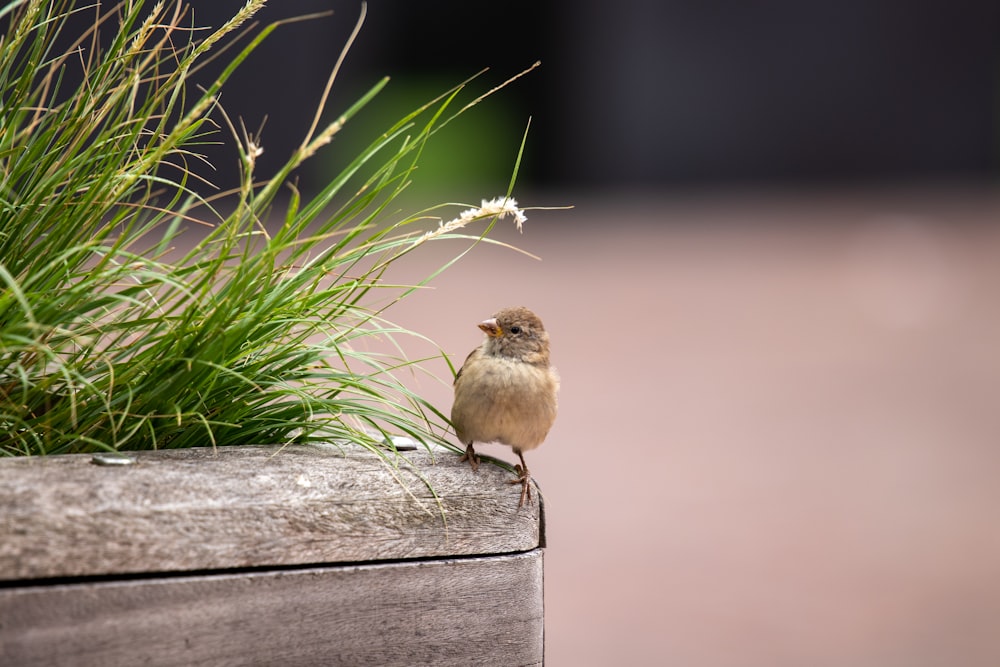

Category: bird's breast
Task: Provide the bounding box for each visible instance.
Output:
[452,357,558,450]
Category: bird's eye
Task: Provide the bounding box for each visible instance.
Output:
[509,325,522,335]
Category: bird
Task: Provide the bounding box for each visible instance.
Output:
[451,306,559,507]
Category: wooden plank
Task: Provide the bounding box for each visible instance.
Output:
[0,445,543,581]
[0,549,544,667]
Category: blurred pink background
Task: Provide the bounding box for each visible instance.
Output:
[383,187,1000,666]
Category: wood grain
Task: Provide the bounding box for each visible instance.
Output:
[0,445,543,581]
[0,549,544,667]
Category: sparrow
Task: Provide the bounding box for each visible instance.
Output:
[451,306,559,507]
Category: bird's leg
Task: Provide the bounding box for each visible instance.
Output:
[459,443,480,472]
[509,450,533,507]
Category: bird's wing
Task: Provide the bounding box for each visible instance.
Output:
[454,347,481,385]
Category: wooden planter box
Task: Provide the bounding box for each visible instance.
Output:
[0,445,545,666]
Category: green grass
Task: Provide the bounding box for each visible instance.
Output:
[0,0,536,458]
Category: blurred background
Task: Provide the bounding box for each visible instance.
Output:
[196,1,1000,664]
[189,0,1000,193]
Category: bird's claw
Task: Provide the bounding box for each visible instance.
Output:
[509,463,533,507]
[459,444,480,472]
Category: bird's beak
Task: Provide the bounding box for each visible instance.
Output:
[478,317,502,337]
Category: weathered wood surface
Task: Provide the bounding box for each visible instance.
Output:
[0,549,544,667]
[0,445,543,581]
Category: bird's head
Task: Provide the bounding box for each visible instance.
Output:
[479,306,550,365]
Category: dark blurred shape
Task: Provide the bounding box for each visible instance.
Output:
[552,0,1000,188]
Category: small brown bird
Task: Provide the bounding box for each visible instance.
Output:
[451,306,559,507]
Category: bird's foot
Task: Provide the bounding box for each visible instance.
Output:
[508,464,533,507]
[459,444,480,472]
